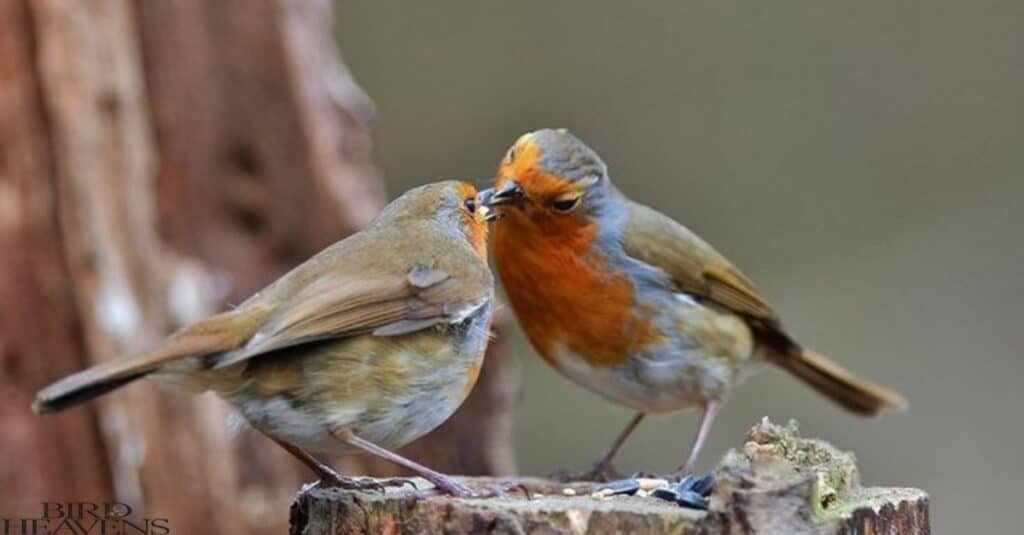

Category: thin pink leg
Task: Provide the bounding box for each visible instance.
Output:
[329,426,476,497]
[672,400,721,479]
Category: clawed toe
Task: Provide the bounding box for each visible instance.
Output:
[465,481,529,499]
[376,477,419,491]
[426,477,529,499]
[314,470,529,500]
[315,475,415,493]
[484,481,531,499]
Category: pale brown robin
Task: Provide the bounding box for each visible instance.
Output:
[35,180,500,497]
[481,129,907,482]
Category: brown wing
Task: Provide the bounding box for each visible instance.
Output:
[622,201,779,323]
[214,262,492,369]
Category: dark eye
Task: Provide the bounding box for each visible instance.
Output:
[506,148,515,163]
[551,197,581,212]
[463,197,477,213]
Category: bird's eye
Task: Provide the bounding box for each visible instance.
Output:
[551,196,581,213]
[463,197,477,214]
[505,148,515,163]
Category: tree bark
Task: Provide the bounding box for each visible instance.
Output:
[0,1,516,533]
[0,0,116,515]
[292,480,928,535]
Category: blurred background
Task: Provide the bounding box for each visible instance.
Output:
[0,0,1019,533]
[335,1,1021,533]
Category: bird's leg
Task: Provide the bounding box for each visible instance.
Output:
[556,412,646,482]
[328,426,516,498]
[251,424,410,492]
[668,400,720,481]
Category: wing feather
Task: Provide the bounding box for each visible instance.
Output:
[214,263,491,369]
[622,201,779,323]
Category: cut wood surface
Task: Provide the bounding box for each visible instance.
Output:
[291,419,929,535]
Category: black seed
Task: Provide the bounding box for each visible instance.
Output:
[674,474,695,493]
[598,478,640,496]
[676,490,709,510]
[651,488,679,502]
[690,473,715,496]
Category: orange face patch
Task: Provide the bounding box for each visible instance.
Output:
[455,181,478,199]
[455,181,489,262]
[495,136,584,208]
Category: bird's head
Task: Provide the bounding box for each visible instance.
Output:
[375,180,491,260]
[481,129,614,237]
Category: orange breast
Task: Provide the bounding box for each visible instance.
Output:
[493,214,662,368]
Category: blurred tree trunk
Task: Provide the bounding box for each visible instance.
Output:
[0,0,516,533]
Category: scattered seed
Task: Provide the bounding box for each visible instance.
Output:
[690,473,715,496]
[651,488,679,503]
[636,478,670,491]
[676,490,709,510]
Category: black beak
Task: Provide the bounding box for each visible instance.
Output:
[480,180,525,207]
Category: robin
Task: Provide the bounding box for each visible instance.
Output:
[35,180,500,497]
[481,129,907,482]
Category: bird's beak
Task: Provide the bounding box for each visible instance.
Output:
[480,180,525,208]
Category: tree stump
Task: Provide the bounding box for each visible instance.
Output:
[290,419,929,534]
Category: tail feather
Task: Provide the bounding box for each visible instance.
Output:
[33,308,267,414]
[33,335,214,414]
[33,368,153,414]
[772,347,907,416]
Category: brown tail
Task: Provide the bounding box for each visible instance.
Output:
[33,309,265,414]
[771,347,908,416]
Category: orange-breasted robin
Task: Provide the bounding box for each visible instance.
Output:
[35,180,500,497]
[481,129,907,482]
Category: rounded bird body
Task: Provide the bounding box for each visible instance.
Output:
[493,187,753,413]
[35,180,501,496]
[483,129,905,480]
[214,305,491,454]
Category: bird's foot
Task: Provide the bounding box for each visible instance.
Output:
[421,475,528,499]
[314,474,417,493]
